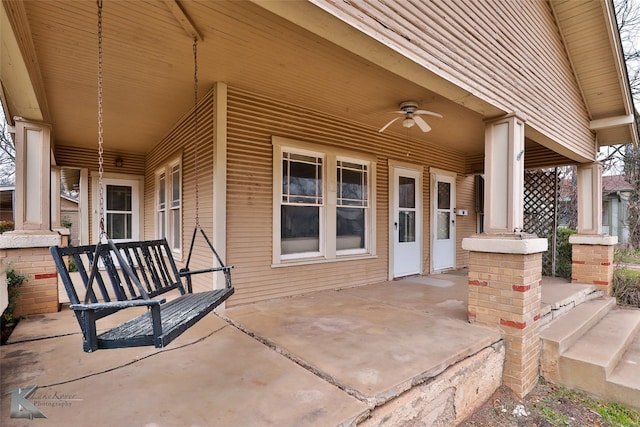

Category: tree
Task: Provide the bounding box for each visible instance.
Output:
[610,0,640,248]
[0,105,16,186]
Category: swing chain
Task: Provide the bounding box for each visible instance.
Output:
[193,37,200,228]
[97,0,106,240]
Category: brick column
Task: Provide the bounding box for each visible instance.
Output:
[463,235,547,398]
[0,234,61,316]
[569,234,616,295]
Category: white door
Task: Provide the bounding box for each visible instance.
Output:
[94,177,141,242]
[392,167,422,277]
[432,173,456,271]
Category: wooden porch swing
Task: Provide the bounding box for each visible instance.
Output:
[50,0,233,353]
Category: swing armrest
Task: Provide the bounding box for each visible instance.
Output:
[179,265,233,277]
[70,298,166,311]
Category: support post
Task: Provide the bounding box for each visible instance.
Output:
[570,163,616,295]
[463,112,547,398]
[483,114,525,234]
[0,119,60,315]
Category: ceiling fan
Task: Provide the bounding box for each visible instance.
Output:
[378,101,443,133]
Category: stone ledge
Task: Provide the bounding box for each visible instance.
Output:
[569,234,618,246]
[462,235,548,254]
[0,231,61,249]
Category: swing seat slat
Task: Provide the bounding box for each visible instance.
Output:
[50,238,233,352]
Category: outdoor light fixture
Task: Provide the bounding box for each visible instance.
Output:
[115,157,123,168]
[402,117,415,128]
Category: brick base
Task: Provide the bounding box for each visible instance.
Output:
[2,247,59,316]
[467,250,543,398]
[571,244,614,295]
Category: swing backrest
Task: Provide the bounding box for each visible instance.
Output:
[51,239,186,307]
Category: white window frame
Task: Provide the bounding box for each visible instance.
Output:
[336,156,369,257]
[272,136,376,266]
[155,156,182,256]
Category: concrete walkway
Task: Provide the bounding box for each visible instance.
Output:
[1,272,502,426]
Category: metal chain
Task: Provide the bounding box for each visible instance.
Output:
[97,0,106,240]
[193,37,200,228]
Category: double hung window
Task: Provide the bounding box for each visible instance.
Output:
[156,158,182,254]
[273,137,375,264]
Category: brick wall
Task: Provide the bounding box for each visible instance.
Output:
[2,247,59,316]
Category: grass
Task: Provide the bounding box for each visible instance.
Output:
[539,406,572,425]
[593,402,640,427]
[532,381,640,427]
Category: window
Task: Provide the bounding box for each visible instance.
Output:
[336,160,367,252]
[281,152,323,257]
[156,158,181,254]
[273,137,375,264]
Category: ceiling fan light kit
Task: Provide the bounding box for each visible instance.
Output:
[379,100,443,133]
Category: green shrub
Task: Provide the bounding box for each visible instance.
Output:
[61,216,72,229]
[555,228,576,279]
[2,265,28,324]
[0,220,15,233]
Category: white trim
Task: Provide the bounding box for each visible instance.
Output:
[0,232,61,249]
[79,168,89,245]
[428,167,457,178]
[213,82,228,288]
[462,236,548,254]
[569,234,618,245]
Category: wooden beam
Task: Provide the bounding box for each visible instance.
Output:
[589,114,635,130]
[164,0,202,41]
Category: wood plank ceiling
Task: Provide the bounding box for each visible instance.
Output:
[13,0,484,156]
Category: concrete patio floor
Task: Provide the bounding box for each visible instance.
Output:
[1,271,525,426]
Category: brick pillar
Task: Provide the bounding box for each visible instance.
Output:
[569,234,616,295]
[0,233,61,315]
[463,235,547,398]
[2,247,60,316]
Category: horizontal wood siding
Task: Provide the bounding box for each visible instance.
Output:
[313,0,595,160]
[144,90,215,293]
[55,145,145,176]
[455,174,477,268]
[227,86,468,306]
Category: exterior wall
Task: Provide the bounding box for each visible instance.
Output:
[313,0,593,161]
[144,90,215,292]
[225,86,469,305]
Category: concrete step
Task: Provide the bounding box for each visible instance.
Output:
[540,282,604,327]
[540,297,616,383]
[607,331,640,411]
[557,307,640,399]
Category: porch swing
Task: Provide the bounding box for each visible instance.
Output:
[50,0,234,352]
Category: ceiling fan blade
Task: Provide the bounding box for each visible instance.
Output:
[379,116,401,133]
[414,115,432,132]
[415,110,443,118]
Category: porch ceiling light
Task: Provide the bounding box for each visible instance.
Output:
[402,117,415,128]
